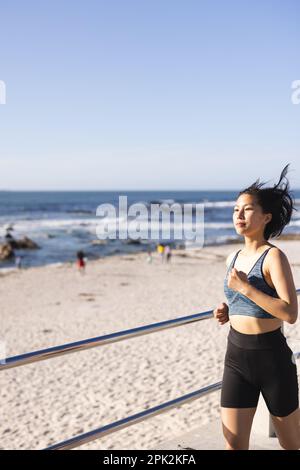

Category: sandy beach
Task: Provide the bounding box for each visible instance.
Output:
[1,240,300,450]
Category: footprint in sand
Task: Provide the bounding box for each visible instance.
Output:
[78,293,96,301]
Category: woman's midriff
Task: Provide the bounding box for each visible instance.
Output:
[229,315,283,334]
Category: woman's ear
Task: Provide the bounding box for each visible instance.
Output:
[265,213,272,224]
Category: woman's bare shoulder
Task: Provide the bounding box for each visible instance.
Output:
[262,244,290,279]
[266,244,289,265]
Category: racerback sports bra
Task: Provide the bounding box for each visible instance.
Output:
[224,246,279,319]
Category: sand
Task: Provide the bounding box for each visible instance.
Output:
[1,240,300,450]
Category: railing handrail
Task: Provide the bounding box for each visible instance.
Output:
[0,310,214,371]
[3,287,300,371]
[44,382,223,450]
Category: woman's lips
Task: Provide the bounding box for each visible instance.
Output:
[236,223,246,227]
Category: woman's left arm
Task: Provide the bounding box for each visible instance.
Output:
[229,249,298,324]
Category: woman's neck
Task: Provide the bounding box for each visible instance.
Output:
[242,237,271,256]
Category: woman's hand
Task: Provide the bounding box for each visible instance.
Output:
[227,268,250,295]
[213,302,229,325]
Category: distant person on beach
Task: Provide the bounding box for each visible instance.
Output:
[146,248,153,264]
[164,245,172,263]
[157,244,164,263]
[15,255,22,269]
[213,164,300,450]
[76,250,86,274]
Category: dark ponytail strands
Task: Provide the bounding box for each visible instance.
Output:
[238,164,297,240]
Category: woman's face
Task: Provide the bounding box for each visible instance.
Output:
[233,193,272,237]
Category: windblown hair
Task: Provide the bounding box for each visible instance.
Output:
[238,164,297,240]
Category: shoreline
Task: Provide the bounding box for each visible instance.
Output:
[1,232,300,275]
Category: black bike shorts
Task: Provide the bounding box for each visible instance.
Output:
[221,325,299,417]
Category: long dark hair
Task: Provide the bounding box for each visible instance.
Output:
[238,164,297,240]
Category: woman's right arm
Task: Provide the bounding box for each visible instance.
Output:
[213,251,233,325]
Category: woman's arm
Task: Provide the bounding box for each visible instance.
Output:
[213,252,234,325]
[238,248,298,324]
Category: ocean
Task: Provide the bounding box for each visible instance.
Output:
[1,190,300,269]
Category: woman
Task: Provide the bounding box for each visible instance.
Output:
[214,164,300,450]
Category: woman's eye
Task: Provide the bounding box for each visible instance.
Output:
[234,208,252,211]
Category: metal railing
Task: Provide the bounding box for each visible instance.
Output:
[46,382,222,450]
[1,289,300,450]
[0,310,213,371]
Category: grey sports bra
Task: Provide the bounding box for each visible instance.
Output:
[223,247,279,319]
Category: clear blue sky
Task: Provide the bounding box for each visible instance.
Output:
[0,0,299,190]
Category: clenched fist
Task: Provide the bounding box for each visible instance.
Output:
[227,268,250,294]
[213,302,229,325]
